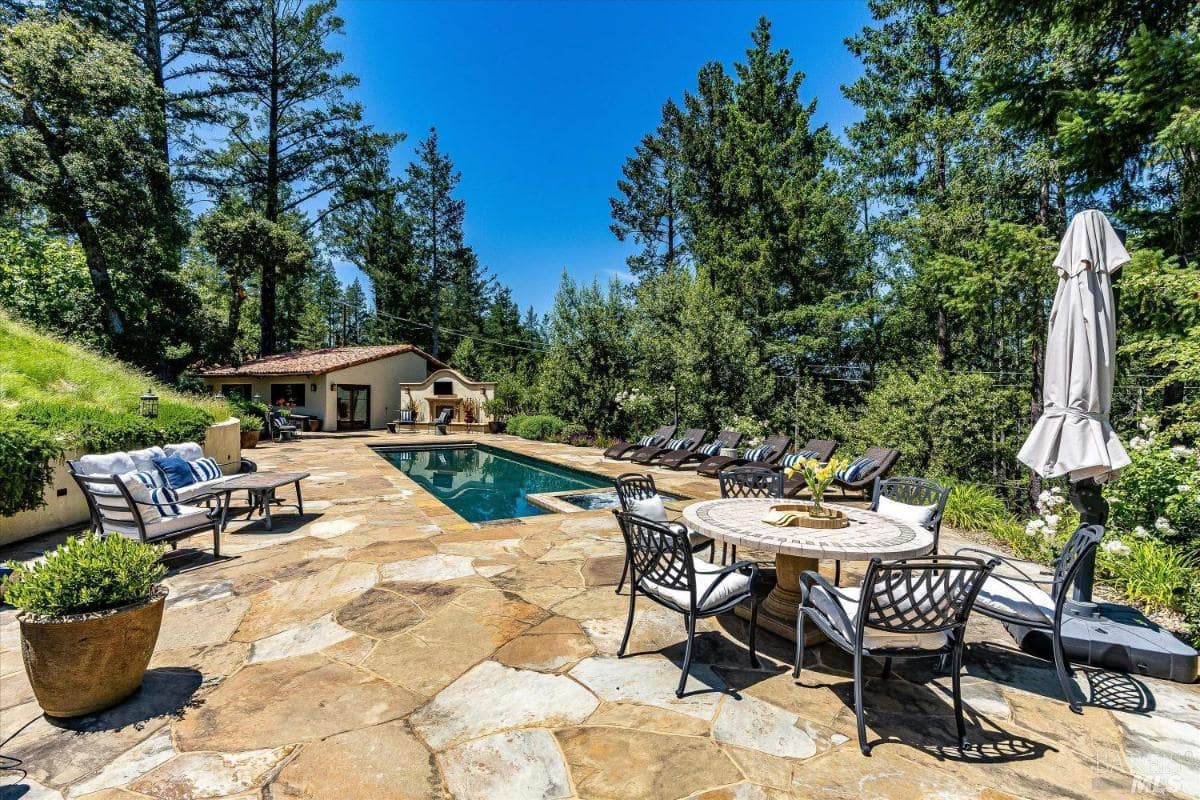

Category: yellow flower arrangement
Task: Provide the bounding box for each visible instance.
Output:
[784,457,849,516]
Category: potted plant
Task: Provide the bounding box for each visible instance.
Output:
[2,533,168,717]
[483,399,508,434]
[462,397,479,424]
[239,415,261,449]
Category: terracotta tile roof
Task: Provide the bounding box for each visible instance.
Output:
[197,345,447,378]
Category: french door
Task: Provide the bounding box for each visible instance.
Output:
[336,385,370,431]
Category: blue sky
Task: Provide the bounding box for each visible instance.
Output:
[335,0,873,315]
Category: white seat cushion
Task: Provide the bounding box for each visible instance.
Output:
[173,476,228,502]
[876,495,937,529]
[640,557,750,611]
[815,585,949,651]
[974,575,1055,622]
[103,504,213,540]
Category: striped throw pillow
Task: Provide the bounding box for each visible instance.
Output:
[743,445,776,463]
[188,456,222,482]
[399,409,415,423]
[637,435,655,446]
[150,485,182,517]
[664,438,683,449]
[797,449,821,460]
[836,457,877,482]
[779,452,806,469]
[700,441,724,457]
[673,438,694,450]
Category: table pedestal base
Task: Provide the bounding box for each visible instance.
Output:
[734,552,825,645]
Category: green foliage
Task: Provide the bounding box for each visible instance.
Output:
[1105,435,1200,543]
[537,274,633,435]
[506,414,567,441]
[0,416,62,516]
[2,532,166,617]
[1097,538,1198,613]
[941,480,1011,532]
[0,14,199,370]
[848,367,1024,483]
[0,223,102,348]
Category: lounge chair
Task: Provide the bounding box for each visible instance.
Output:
[772,439,839,472]
[629,428,707,465]
[603,424,677,460]
[696,434,791,478]
[431,408,453,435]
[835,447,901,496]
[658,430,742,470]
[392,408,417,433]
[266,411,298,442]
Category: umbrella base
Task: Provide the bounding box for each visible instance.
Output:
[1005,601,1199,684]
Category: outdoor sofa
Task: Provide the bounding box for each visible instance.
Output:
[67,442,239,556]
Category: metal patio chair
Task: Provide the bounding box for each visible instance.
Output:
[955,524,1103,713]
[613,472,714,594]
[794,555,997,754]
[614,510,761,697]
[717,465,783,564]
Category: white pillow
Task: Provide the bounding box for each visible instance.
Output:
[628,494,668,522]
[127,446,166,472]
[165,442,205,462]
[876,494,937,529]
[116,472,163,524]
[78,451,136,476]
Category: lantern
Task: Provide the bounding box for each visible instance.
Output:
[139,388,159,418]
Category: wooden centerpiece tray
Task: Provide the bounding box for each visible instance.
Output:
[761,503,850,530]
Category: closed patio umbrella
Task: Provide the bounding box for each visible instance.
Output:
[1018,209,1131,484]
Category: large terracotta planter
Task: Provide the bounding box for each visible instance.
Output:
[19,586,167,717]
[241,430,260,449]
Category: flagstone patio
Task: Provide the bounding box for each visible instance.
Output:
[2,432,1198,799]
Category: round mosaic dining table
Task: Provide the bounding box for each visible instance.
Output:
[681,498,935,643]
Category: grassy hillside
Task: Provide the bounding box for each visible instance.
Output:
[0,313,231,514]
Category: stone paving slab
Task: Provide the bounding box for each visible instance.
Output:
[1,430,1197,799]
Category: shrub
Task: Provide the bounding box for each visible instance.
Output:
[941,480,1011,531]
[1097,538,1197,613]
[15,401,214,454]
[1105,436,1199,543]
[0,415,63,516]
[848,367,1024,484]
[229,397,269,432]
[507,414,567,441]
[2,532,166,617]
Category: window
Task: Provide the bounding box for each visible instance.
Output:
[270,383,306,407]
[220,384,251,401]
[433,379,454,395]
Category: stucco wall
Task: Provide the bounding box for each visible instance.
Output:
[203,351,432,430]
[400,368,496,424]
[0,418,242,546]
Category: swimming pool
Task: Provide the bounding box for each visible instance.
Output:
[376,443,612,522]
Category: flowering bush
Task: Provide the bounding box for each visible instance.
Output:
[1020,485,1079,561]
[1105,426,1199,545]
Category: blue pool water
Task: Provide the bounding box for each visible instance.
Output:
[377,444,611,522]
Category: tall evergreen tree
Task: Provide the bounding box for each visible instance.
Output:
[404,128,467,358]
[198,0,397,355]
[610,99,689,279]
[0,15,197,369]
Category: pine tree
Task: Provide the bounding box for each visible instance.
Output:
[610,100,689,279]
[341,278,368,344]
[197,0,397,355]
[404,128,467,358]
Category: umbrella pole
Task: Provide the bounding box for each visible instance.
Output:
[1068,477,1108,604]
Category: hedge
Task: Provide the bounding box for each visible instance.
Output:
[0,415,64,516]
[507,414,567,441]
